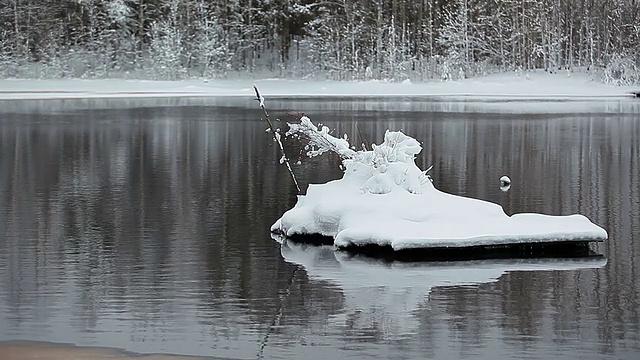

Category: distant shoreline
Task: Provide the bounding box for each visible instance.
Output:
[0,72,635,101]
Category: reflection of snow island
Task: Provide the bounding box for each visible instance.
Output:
[270,116,608,259]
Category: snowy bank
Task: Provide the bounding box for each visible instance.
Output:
[270,117,608,253]
[0,72,637,100]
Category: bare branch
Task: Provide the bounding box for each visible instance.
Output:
[254,85,301,193]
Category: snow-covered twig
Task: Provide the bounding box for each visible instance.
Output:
[286,116,356,160]
[254,85,301,193]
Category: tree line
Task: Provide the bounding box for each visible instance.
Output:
[0,0,638,84]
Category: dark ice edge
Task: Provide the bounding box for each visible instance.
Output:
[273,230,604,262]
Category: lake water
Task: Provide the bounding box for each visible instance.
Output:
[0,97,638,359]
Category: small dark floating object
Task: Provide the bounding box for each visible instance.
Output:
[630,91,640,98]
[500,175,511,192]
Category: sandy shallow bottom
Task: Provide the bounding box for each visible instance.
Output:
[0,342,216,360]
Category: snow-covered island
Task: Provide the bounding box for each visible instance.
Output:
[270,115,608,258]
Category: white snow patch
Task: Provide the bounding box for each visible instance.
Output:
[0,72,636,101]
[272,119,607,250]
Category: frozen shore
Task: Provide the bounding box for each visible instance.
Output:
[0,72,636,100]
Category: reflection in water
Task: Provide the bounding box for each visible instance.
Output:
[265,97,640,115]
[279,240,607,339]
[2,96,640,115]
[0,99,638,359]
[0,106,299,358]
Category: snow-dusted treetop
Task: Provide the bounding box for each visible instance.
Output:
[272,115,608,251]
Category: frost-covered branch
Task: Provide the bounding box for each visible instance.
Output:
[254,85,301,193]
[286,116,356,160]
[286,115,433,195]
[256,89,436,196]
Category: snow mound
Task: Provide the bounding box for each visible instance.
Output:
[271,119,607,251]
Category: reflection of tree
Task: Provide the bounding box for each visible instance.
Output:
[0,103,299,347]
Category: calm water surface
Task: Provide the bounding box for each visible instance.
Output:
[0,97,639,359]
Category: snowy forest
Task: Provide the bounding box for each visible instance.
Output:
[0,0,639,84]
